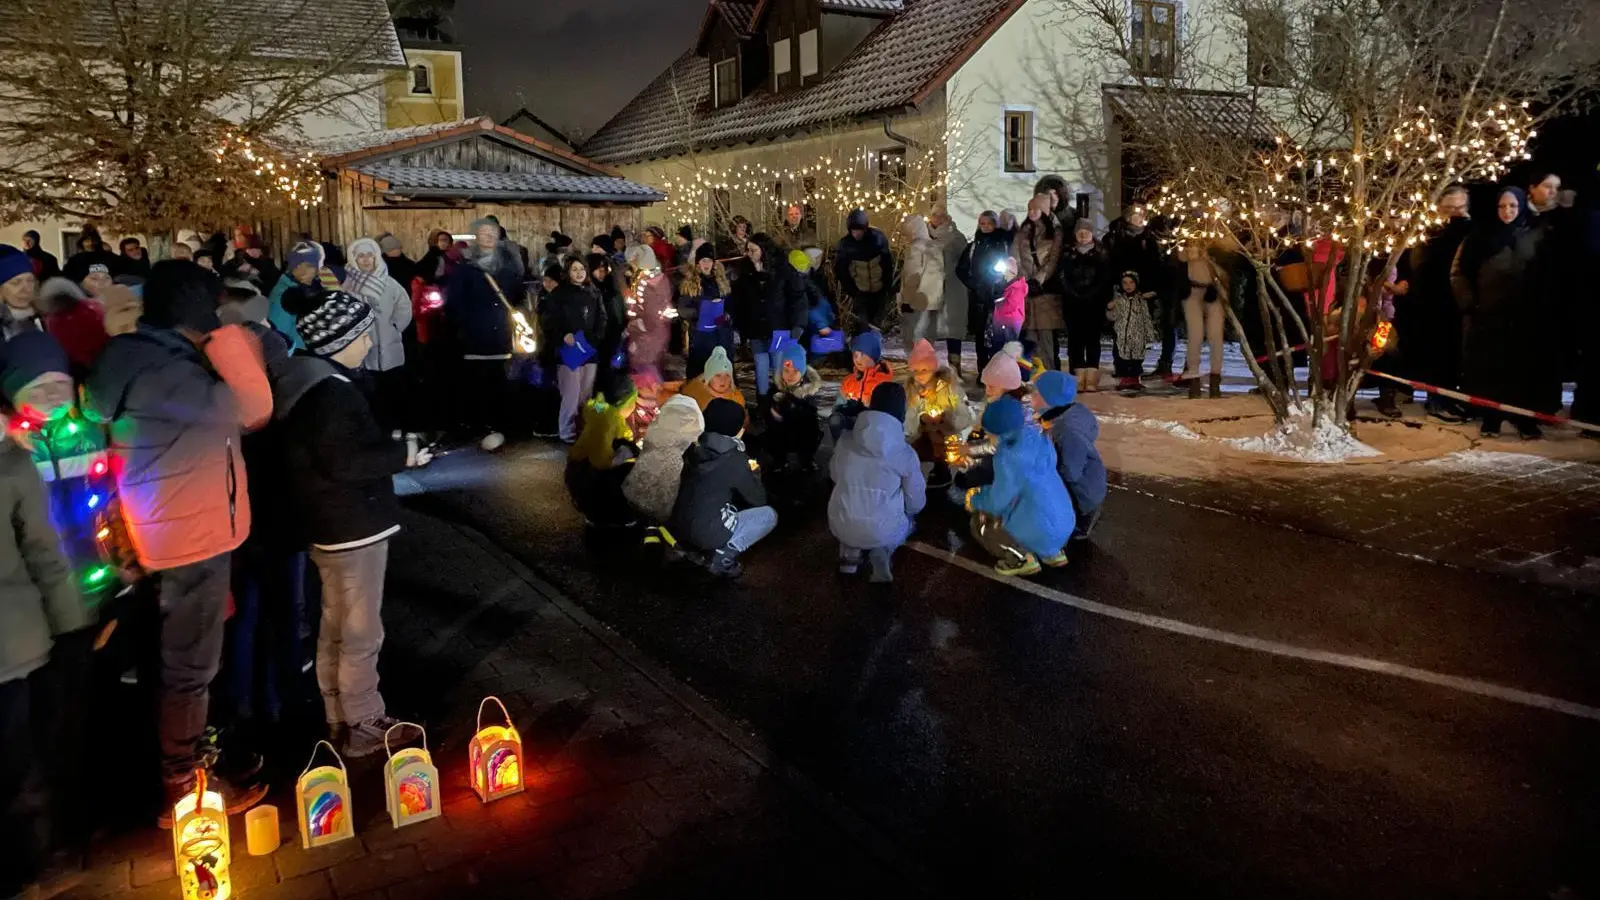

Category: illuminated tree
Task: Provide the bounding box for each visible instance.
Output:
[1048,0,1600,432]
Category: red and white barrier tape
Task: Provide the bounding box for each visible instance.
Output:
[1366,370,1600,435]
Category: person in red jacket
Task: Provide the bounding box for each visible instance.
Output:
[85,261,273,820]
[645,226,677,273]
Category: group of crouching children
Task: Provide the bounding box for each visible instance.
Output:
[562,319,1108,582]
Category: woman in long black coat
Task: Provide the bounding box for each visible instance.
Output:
[1451,186,1559,439]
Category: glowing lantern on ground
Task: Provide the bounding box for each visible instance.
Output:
[172,770,232,900]
[469,696,525,803]
[296,741,355,849]
[383,723,442,829]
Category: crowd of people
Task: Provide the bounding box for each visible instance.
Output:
[1,160,1593,897]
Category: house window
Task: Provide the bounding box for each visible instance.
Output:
[409,63,433,95]
[773,37,792,90]
[1310,15,1348,92]
[877,147,907,192]
[1003,110,1035,173]
[799,29,819,77]
[713,57,739,107]
[1245,8,1290,87]
[1129,0,1178,77]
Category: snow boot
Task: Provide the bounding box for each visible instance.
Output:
[1187,376,1203,400]
[1374,385,1402,419]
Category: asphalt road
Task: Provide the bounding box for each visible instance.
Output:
[399,443,1600,900]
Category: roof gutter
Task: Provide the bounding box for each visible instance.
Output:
[882,114,920,149]
[384,189,665,204]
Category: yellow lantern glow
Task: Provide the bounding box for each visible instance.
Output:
[296,742,355,850]
[383,723,442,829]
[1370,320,1395,353]
[172,770,232,900]
[469,696,525,803]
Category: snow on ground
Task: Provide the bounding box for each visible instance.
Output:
[1419,450,1591,476]
[1095,413,1201,441]
[1222,407,1383,463]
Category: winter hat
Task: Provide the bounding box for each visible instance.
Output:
[778,341,807,372]
[850,330,883,363]
[541,263,564,283]
[546,231,573,255]
[981,395,1026,437]
[610,226,627,246]
[590,234,613,253]
[787,249,811,273]
[296,290,376,358]
[981,345,1024,392]
[585,252,610,275]
[677,224,693,242]
[846,209,869,231]
[287,241,323,273]
[0,330,69,402]
[378,233,404,253]
[869,381,907,424]
[656,394,705,441]
[702,345,733,380]
[1034,370,1078,408]
[702,397,745,438]
[645,226,667,241]
[804,247,824,271]
[141,260,222,333]
[22,230,40,245]
[0,247,33,286]
[624,243,657,271]
[694,241,716,263]
[908,339,938,375]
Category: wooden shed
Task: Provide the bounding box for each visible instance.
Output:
[266,116,663,257]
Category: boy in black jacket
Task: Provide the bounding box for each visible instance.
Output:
[669,399,775,578]
[284,289,431,757]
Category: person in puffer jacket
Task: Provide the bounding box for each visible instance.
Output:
[833,209,896,329]
[84,260,272,811]
[622,394,703,525]
[904,339,972,489]
[1031,371,1106,542]
[828,383,925,583]
[669,399,774,579]
[766,341,824,471]
[965,396,1074,577]
[343,237,414,431]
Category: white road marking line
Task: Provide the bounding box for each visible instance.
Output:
[908,541,1600,723]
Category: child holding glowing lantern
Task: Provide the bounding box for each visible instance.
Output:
[903,339,972,489]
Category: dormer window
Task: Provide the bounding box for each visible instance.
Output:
[799,29,819,79]
[410,62,433,95]
[713,57,739,107]
[773,36,793,90]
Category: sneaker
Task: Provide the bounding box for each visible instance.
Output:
[838,547,861,576]
[866,548,893,583]
[159,773,269,828]
[1424,400,1464,424]
[480,432,507,452]
[1042,551,1069,568]
[995,555,1041,577]
[343,714,403,759]
[708,548,743,579]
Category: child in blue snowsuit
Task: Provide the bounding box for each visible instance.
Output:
[1031,370,1107,541]
[965,396,1075,576]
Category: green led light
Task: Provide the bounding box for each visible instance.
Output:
[86,566,110,584]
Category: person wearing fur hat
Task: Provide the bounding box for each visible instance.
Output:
[830,329,894,440]
[622,394,703,526]
[828,381,924,583]
[564,378,641,527]
[445,217,527,451]
[624,244,675,381]
[833,209,896,329]
[680,243,735,379]
[766,341,824,471]
[84,260,273,815]
[678,345,746,417]
[542,254,605,443]
[281,288,429,758]
[905,339,972,488]
[1031,370,1106,541]
[965,396,1074,577]
[669,397,774,578]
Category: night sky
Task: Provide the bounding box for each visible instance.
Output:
[455,0,706,142]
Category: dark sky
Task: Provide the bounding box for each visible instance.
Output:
[454,0,706,143]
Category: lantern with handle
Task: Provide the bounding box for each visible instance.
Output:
[469,696,524,803]
[383,722,442,829]
[296,741,355,849]
[171,769,232,900]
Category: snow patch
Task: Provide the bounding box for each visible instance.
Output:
[1223,407,1382,463]
[1420,450,1580,475]
[1096,413,1201,441]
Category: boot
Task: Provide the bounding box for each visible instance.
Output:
[1208,374,1222,399]
[1086,368,1102,393]
[708,547,743,579]
[1374,385,1401,419]
[866,548,894,583]
[1187,377,1203,399]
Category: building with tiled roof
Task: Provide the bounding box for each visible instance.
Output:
[583,0,1280,239]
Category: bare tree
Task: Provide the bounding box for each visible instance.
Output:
[0,0,405,243]
[1046,0,1600,432]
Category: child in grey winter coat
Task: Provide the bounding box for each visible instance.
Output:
[827,383,926,583]
[622,395,704,524]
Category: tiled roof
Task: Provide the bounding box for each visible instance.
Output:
[60,0,405,67]
[720,0,758,35]
[315,116,618,177]
[820,0,904,12]
[1105,85,1280,145]
[584,0,1026,165]
[354,165,665,204]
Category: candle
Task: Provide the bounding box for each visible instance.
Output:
[246,805,280,856]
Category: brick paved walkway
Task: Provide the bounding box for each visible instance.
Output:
[68,510,896,900]
[1119,449,1600,595]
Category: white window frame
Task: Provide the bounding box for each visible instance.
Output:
[713,57,739,108]
[773,37,792,90]
[1002,108,1036,174]
[408,60,434,96]
[799,29,819,77]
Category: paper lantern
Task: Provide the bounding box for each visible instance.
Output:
[469,696,525,803]
[172,770,232,900]
[296,741,355,849]
[383,723,442,829]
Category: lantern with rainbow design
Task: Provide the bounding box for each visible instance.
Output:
[383,722,442,829]
[469,696,524,803]
[296,741,355,849]
[171,769,232,900]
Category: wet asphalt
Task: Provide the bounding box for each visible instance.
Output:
[399,443,1600,900]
